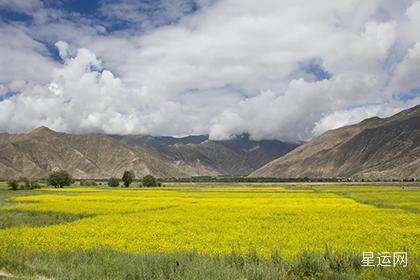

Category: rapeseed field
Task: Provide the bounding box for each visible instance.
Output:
[0,186,418,259]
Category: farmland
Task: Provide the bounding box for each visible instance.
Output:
[0,183,419,279]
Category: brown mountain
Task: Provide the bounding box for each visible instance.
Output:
[0,127,298,179]
[112,134,299,176]
[251,105,420,180]
[0,127,188,179]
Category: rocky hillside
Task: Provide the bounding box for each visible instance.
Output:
[251,105,420,180]
[0,128,298,179]
[0,127,187,179]
[113,134,299,176]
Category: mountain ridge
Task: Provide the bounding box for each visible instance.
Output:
[251,104,420,179]
[0,128,188,179]
[111,133,299,176]
[0,128,298,179]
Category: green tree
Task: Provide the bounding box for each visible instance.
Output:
[142,174,158,187]
[108,177,120,187]
[122,170,135,188]
[80,179,97,186]
[7,178,19,191]
[30,181,41,189]
[47,170,73,188]
[20,177,31,190]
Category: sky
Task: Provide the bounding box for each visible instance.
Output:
[0,0,420,142]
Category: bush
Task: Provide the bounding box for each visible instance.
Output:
[7,178,40,190]
[142,175,158,187]
[7,178,19,190]
[20,177,32,190]
[80,180,97,186]
[20,177,41,190]
[108,177,120,188]
[31,181,41,189]
[47,170,74,188]
[122,170,135,187]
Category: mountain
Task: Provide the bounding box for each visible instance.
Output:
[0,127,187,179]
[251,105,420,180]
[111,134,208,148]
[112,134,299,176]
[0,128,299,179]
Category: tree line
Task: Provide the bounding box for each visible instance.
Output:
[106,171,161,188]
[6,170,161,190]
[6,178,41,190]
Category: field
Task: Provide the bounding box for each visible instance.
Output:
[0,183,419,279]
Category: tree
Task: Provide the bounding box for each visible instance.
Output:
[80,179,97,186]
[20,177,31,190]
[142,174,158,187]
[122,170,135,187]
[47,170,73,188]
[7,178,19,191]
[30,181,41,189]
[108,177,120,187]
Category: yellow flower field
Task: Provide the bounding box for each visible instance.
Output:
[0,185,419,261]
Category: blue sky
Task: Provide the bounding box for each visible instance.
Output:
[0,0,419,140]
[0,0,202,33]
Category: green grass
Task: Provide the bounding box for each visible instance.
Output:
[313,186,420,214]
[0,209,89,229]
[1,247,418,280]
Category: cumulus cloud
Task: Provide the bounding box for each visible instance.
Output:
[0,0,420,141]
[390,42,420,94]
[0,25,58,85]
[0,46,220,135]
[312,105,402,136]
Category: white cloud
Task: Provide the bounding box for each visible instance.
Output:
[0,0,42,13]
[0,47,218,135]
[390,42,420,94]
[55,40,70,60]
[312,105,402,136]
[0,25,58,85]
[0,0,420,141]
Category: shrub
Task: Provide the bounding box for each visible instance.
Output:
[122,170,135,187]
[108,177,120,188]
[11,178,41,190]
[142,175,158,187]
[7,178,19,190]
[80,180,97,186]
[31,181,41,189]
[20,177,31,190]
[47,170,74,188]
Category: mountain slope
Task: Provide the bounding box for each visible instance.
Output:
[113,134,299,176]
[0,127,187,179]
[251,105,420,179]
[0,128,299,179]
